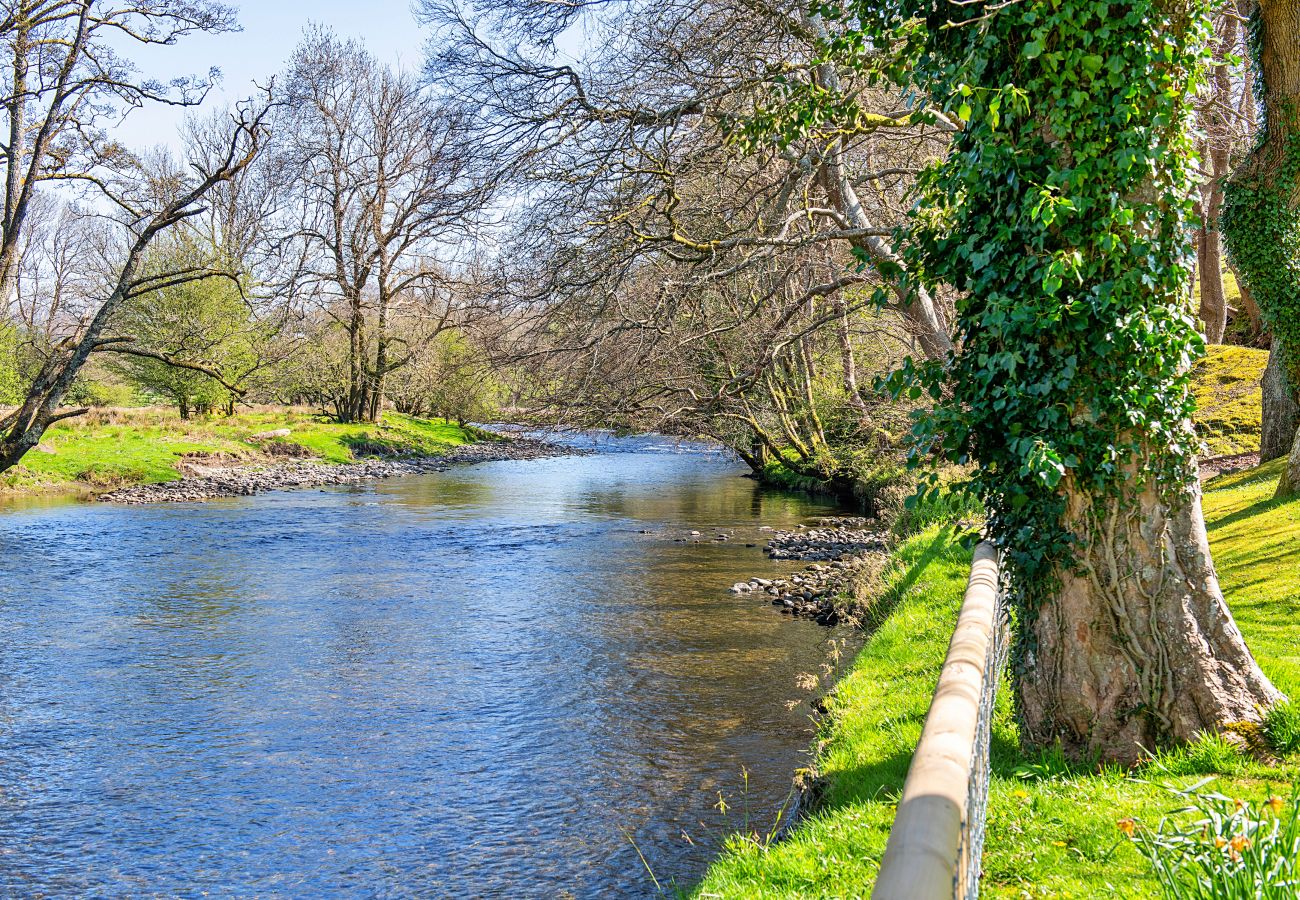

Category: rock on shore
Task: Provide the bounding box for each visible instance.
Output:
[729,516,889,626]
[98,437,577,504]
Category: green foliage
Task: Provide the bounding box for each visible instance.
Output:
[0,322,25,404]
[1221,135,1300,387]
[1126,781,1300,899]
[106,238,262,417]
[1265,703,1300,757]
[823,0,1215,619]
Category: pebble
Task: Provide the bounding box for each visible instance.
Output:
[734,516,889,626]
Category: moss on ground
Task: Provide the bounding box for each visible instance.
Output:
[3,408,480,493]
[696,460,1300,898]
[1191,344,1268,457]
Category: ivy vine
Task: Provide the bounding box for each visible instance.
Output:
[817,1,1214,621]
[1221,10,1300,390]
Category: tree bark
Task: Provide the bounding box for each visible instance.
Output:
[1020,463,1282,763]
[1225,0,1300,454]
[1261,336,1300,461]
[1276,423,1300,496]
[1228,260,1264,339]
[1197,223,1228,343]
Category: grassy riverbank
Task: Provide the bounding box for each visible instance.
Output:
[1,408,483,494]
[696,460,1300,898]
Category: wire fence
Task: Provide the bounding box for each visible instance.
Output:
[871,542,1006,900]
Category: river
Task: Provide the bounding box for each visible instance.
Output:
[0,434,855,897]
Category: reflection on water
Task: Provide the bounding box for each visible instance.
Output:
[0,434,853,897]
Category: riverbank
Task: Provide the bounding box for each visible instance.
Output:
[1,408,572,500]
[696,459,1300,898]
[97,437,570,503]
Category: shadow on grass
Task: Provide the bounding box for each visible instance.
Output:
[858,526,962,632]
[1205,492,1291,533]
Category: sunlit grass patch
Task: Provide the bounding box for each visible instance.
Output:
[2,407,480,493]
[1191,345,1267,457]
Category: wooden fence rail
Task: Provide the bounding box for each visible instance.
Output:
[872,542,1004,900]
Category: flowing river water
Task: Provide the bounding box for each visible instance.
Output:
[0,434,856,897]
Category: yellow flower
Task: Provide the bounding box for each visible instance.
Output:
[1116,818,1137,836]
[1267,795,1286,815]
[1214,836,1228,849]
[1230,835,1251,853]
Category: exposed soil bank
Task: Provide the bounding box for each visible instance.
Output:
[98,436,578,504]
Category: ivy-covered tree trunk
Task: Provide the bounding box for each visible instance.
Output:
[860,0,1283,763]
[1223,0,1300,468]
[1020,469,1280,759]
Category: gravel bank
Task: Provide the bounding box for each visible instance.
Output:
[729,516,890,626]
[98,437,577,504]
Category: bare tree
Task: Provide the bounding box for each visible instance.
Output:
[420,0,955,363]
[271,29,489,423]
[0,0,238,303]
[0,98,270,471]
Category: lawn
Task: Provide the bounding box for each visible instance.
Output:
[3,407,481,492]
[695,460,1300,899]
[1191,345,1268,457]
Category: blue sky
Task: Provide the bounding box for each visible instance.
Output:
[119,0,429,152]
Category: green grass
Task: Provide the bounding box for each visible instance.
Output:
[696,460,1300,899]
[3,407,481,492]
[1191,345,1268,457]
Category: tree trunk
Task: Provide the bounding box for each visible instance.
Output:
[1277,424,1300,497]
[179,397,190,420]
[369,304,388,424]
[346,297,365,423]
[1228,260,1264,339]
[1196,12,1236,345]
[1276,421,1300,496]
[1197,224,1228,343]
[1019,464,1282,763]
[1261,336,1299,461]
[1223,0,1300,425]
